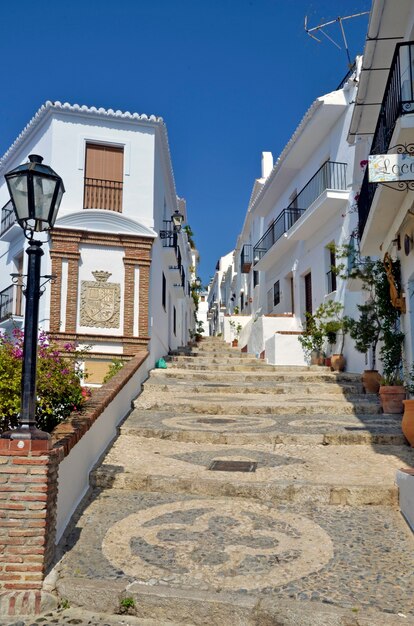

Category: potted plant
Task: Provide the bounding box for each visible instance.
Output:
[299,300,346,368]
[402,366,414,446]
[298,312,325,365]
[229,320,242,347]
[321,301,348,371]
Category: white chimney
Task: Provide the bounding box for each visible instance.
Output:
[261,152,273,179]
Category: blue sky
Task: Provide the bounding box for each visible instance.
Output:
[0,0,371,283]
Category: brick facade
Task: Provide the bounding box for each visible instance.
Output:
[49,228,153,355]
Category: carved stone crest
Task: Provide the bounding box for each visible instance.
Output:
[80,271,121,328]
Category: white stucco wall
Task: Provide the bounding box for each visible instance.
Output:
[56,356,150,542]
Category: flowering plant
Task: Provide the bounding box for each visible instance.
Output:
[0,329,90,433]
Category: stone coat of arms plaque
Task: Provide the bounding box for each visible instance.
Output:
[80,270,121,328]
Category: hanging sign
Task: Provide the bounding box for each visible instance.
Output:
[369,154,414,183]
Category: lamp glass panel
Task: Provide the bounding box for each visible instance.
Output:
[8,175,29,221]
[33,175,56,225]
[50,184,64,228]
[172,212,183,228]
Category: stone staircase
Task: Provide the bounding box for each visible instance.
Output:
[54,337,414,625]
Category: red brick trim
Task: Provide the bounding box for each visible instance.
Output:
[276,331,304,335]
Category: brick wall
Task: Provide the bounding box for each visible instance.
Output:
[0,438,58,592]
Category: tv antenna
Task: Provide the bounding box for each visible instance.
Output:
[304,12,370,68]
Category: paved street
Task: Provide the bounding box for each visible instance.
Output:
[36,338,414,624]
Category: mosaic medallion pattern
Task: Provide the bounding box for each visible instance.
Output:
[102,499,333,590]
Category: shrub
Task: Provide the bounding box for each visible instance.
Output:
[0,329,89,433]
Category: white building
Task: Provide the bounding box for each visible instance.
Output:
[219,65,366,372]
[349,0,414,364]
[207,251,234,336]
[0,101,196,382]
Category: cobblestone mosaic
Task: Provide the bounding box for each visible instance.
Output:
[128,410,402,435]
[170,448,304,468]
[102,498,333,590]
[57,491,414,615]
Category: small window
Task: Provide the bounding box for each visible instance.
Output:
[162,272,166,310]
[173,306,177,336]
[240,292,244,311]
[253,271,259,288]
[273,280,280,306]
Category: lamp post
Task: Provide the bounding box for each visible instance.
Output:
[2,155,65,440]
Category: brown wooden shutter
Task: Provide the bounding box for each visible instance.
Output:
[84,144,124,211]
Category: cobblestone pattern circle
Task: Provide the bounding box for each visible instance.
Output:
[102,498,334,591]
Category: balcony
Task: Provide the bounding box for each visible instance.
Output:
[358,42,414,239]
[0,201,17,238]
[160,220,178,250]
[83,178,123,212]
[0,284,23,323]
[253,161,347,266]
[240,244,253,273]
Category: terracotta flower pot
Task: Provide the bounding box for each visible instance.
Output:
[361,370,381,394]
[325,356,332,368]
[379,385,405,414]
[331,354,345,372]
[310,351,324,366]
[402,399,414,446]
[232,339,239,347]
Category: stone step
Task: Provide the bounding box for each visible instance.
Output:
[90,436,410,506]
[166,362,335,372]
[166,355,269,366]
[134,395,382,416]
[55,577,414,626]
[122,410,405,446]
[152,368,364,384]
[143,377,364,396]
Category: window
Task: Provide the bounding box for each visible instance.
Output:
[273,280,280,306]
[240,292,244,311]
[84,143,124,212]
[327,244,337,293]
[253,271,259,288]
[173,306,177,336]
[162,272,166,310]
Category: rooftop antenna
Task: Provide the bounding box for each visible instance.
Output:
[304,12,370,68]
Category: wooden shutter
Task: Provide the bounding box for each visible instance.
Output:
[84,144,124,211]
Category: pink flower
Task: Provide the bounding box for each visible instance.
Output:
[360,160,368,169]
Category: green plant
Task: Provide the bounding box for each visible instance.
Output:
[340,256,404,380]
[119,597,135,614]
[59,598,70,610]
[103,358,124,383]
[233,306,239,314]
[183,225,195,249]
[0,329,89,433]
[298,300,346,360]
[229,320,242,339]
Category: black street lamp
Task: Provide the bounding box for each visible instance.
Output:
[171,209,184,233]
[2,155,65,440]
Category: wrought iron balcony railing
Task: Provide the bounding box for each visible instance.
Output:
[358,42,414,238]
[0,201,16,236]
[253,161,347,263]
[240,244,252,273]
[84,177,123,212]
[160,220,178,249]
